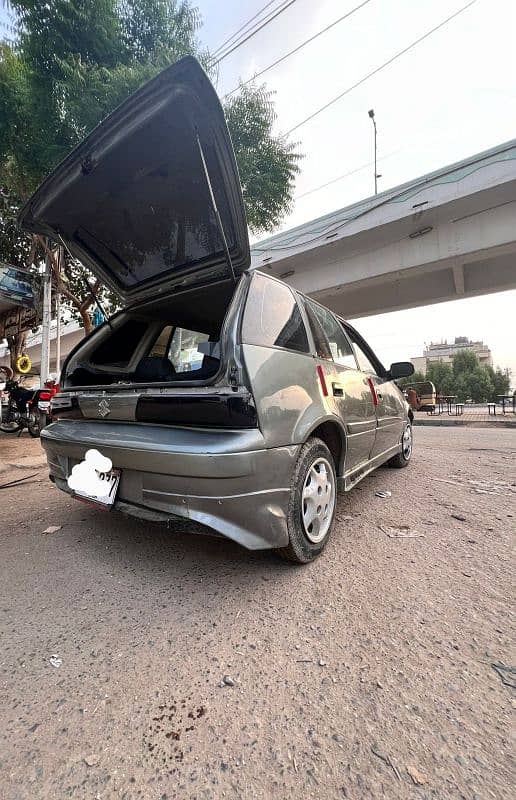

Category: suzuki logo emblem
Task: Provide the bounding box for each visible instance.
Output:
[98,398,111,418]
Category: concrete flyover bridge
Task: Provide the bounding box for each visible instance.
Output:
[250,139,516,318]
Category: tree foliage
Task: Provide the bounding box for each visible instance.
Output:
[224,83,300,232]
[418,352,511,403]
[397,370,425,389]
[1,1,299,220]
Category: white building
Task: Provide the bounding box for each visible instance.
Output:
[412,337,492,373]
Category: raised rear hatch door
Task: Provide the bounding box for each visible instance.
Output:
[19,56,250,304]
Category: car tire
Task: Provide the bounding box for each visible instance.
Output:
[387,422,413,468]
[278,437,337,565]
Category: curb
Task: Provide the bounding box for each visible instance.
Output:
[413,419,516,429]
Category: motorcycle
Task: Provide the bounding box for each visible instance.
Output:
[35,380,60,427]
[0,366,41,436]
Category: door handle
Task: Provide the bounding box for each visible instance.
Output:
[332,382,344,397]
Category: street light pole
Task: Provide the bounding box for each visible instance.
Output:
[368,108,381,195]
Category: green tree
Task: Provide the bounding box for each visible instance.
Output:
[486,365,511,401]
[2,1,299,221]
[454,373,469,403]
[452,349,479,376]
[397,370,425,389]
[464,366,494,403]
[224,83,300,232]
[0,0,301,366]
[426,361,455,396]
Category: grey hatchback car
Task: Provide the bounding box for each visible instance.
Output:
[19,56,414,563]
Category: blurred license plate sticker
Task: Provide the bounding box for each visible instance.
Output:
[67,448,120,507]
[74,469,120,507]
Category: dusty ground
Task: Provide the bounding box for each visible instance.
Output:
[0,427,514,800]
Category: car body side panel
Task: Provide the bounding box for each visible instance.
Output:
[319,361,377,473]
[369,377,407,458]
[240,344,346,456]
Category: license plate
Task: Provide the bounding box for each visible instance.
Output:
[73,469,121,508]
[38,401,50,411]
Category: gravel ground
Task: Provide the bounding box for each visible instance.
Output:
[0,427,514,800]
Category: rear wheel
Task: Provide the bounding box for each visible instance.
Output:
[27,409,41,438]
[0,416,22,433]
[387,422,412,468]
[278,437,337,564]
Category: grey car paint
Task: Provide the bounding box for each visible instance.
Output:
[42,418,297,550]
[40,270,411,550]
[23,56,412,553]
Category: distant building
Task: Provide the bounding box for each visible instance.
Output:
[411,337,492,373]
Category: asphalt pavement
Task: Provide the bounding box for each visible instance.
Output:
[1,427,514,799]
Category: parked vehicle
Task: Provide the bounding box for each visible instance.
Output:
[19,57,414,563]
[36,380,60,428]
[0,367,41,436]
[405,381,436,412]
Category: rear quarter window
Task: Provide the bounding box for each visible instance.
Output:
[241,274,309,354]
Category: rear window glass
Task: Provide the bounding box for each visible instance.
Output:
[148,325,173,358]
[167,327,210,373]
[136,324,217,382]
[242,274,309,354]
[90,319,147,366]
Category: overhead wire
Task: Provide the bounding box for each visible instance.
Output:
[223,0,373,99]
[213,0,298,65]
[211,0,279,58]
[295,147,405,200]
[284,0,479,135]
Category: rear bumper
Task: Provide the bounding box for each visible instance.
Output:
[41,420,298,549]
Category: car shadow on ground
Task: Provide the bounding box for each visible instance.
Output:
[65,466,388,582]
[70,500,292,578]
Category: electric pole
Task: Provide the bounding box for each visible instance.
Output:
[40,247,52,385]
[55,246,62,378]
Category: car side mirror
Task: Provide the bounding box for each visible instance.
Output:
[389,362,415,380]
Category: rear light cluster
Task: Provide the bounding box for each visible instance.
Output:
[136,393,258,428]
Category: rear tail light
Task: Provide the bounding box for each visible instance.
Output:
[39,391,51,401]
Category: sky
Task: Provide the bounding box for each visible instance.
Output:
[196,0,516,378]
[1,0,515,378]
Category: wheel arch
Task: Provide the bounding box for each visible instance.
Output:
[305,418,347,477]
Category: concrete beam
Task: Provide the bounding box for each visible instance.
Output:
[452,263,465,295]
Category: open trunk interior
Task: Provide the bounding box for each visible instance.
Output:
[63,279,237,390]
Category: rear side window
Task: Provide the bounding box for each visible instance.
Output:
[91,319,148,366]
[304,300,356,368]
[242,274,309,354]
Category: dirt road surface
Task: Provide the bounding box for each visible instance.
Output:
[1,427,514,799]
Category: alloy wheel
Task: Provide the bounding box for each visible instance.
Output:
[402,424,412,460]
[301,457,335,544]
